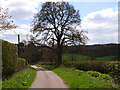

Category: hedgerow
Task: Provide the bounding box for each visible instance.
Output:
[2,40,28,79]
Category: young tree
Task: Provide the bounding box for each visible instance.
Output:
[0,7,16,31]
[31,2,88,66]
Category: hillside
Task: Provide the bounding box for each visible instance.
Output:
[63,43,119,59]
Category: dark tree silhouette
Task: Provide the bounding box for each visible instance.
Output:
[31,2,88,66]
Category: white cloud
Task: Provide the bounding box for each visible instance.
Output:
[8,9,34,20]
[19,24,31,30]
[1,0,41,20]
[81,8,118,45]
[0,28,33,44]
[83,8,117,24]
[1,0,69,20]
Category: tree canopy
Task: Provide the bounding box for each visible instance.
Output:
[0,7,16,31]
[31,2,88,65]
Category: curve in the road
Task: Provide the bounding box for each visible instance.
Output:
[29,65,69,88]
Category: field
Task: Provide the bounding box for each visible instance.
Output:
[62,53,116,61]
[2,67,37,88]
[62,53,91,61]
[95,56,116,61]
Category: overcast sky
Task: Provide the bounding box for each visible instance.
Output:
[0,0,119,45]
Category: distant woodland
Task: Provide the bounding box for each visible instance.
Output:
[63,44,119,57]
[17,42,119,64]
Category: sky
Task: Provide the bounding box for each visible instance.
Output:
[0,0,119,45]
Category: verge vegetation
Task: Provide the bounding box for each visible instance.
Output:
[53,67,118,88]
[36,61,120,88]
[2,67,37,88]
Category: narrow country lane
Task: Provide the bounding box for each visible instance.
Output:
[29,65,69,89]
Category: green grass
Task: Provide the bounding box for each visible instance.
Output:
[62,54,91,61]
[2,67,37,88]
[95,56,116,61]
[63,53,116,61]
[52,67,118,88]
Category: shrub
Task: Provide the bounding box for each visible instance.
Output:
[107,61,120,83]
[75,69,84,76]
[17,58,28,71]
[98,74,112,81]
[86,71,101,77]
[108,61,120,75]
[86,71,112,81]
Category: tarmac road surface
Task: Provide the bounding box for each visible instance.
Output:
[29,65,69,89]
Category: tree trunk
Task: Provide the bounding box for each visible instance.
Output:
[56,52,62,67]
[56,46,62,67]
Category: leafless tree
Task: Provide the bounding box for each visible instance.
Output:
[31,2,88,66]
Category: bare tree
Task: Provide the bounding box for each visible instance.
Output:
[31,2,88,66]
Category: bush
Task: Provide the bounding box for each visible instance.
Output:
[17,58,28,71]
[86,71,112,81]
[107,61,120,83]
[86,71,101,77]
[2,40,27,79]
[98,74,112,81]
[108,61,120,75]
[75,69,84,76]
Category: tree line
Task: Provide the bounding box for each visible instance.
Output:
[17,42,119,64]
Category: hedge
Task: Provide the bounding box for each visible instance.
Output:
[63,61,120,72]
[63,61,109,73]
[2,40,28,79]
[63,61,120,83]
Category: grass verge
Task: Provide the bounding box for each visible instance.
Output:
[2,67,37,88]
[52,67,118,88]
